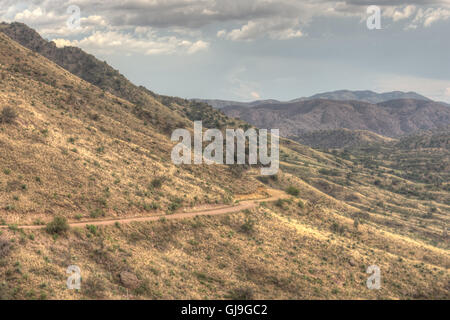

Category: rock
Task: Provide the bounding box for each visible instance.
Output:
[349,258,356,266]
[120,271,141,289]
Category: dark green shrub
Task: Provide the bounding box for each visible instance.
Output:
[330,222,346,235]
[46,216,69,235]
[286,186,300,197]
[90,208,105,218]
[150,177,163,189]
[0,106,17,124]
[168,198,183,212]
[0,238,11,258]
[86,225,98,235]
[240,217,255,234]
[275,199,285,208]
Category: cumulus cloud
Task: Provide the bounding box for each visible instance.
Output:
[413,7,450,27]
[219,18,303,41]
[53,30,209,55]
[378,3,450,29]
[52,38,72,48]
[186,40,209,53]
[387,5,417,21]
[0,0,212,56]
[1,0,450,54]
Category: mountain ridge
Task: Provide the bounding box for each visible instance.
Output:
[0,21,238,131]
[221,98,450,143]
[196,89,433,109]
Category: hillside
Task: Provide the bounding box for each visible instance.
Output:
[293,128,394,150]
[0,25,448,300]
[395,127,450,150]
[345,129,450,187]
[222,98,450,139]
[0,31,255,223]
[0,22,235,130]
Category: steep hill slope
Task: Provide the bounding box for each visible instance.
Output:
[0,31,254,224]
[0,22,235,131]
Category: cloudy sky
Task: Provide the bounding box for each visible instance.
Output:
[1,0,450,102]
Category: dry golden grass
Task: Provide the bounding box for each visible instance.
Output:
[0,201,448,300]
[0,32,257,225]
[0,30,448,300]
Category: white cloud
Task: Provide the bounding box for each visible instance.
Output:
[251,91,261,99]
[186,40,209,54]
[53,30,209,55]
[445,87,450,97]
[220,18,303,41]
[216,29,226,38]
[0,1,210,56]
[2,1,450,51]
[52,38,72,48]
[226,67,261,101]
[421,7,450,26]
[392,6,450,29]
[275,28,303,40]
[387,5,417,22]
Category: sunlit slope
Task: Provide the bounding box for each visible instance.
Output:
[0,32,255,223]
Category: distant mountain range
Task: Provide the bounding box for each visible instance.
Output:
[196,90,432,109]
[195,90,449,148]
[221,98,450,142]
[303,90,431,104]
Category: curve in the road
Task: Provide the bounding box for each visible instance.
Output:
[0,188,289,230]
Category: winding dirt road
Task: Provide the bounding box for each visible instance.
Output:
[0,188,288,230]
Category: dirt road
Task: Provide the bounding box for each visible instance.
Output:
[0,188,288,230]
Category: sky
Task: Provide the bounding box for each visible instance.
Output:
[1,0,450,102]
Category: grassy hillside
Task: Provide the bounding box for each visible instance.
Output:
[0,27,448,300]
[278,139,449,249]
[0,32,255,225]
[292,128,394,149]
[1,201,448,300]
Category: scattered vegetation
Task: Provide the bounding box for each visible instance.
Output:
[0,238,11,258]
[45,217,69,235]
[0,106,17,124]
[285,186,300,197]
